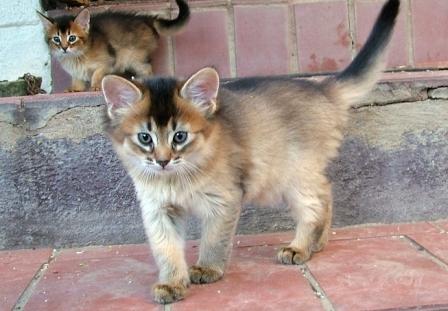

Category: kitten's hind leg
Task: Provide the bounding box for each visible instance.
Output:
[90,67,109,91]
[278,176,332,265]
[134,62,153,79]
[65,79,86,92]
[190,195,241,284]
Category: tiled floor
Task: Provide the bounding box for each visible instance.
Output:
[1,220,447,311]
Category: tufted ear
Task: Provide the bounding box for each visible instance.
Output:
[180,67,219,116]
[74,8,90,32]
[36,11,54,32]
[102,75,142,119]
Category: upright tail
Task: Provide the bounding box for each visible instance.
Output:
[154,0,190,36]
[326,0,400,107]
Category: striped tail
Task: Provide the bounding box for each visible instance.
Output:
[326,0,400,107]
[154,0,190,36]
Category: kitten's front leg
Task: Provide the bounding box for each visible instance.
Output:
[90,67,108,91]
[190,194,241,284]
[141,204,190,304]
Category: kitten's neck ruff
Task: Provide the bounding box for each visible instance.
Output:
[53,48,85,61]
[58,52,90,81]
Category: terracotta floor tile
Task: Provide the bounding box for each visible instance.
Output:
[408,232,448,264]
[0,248,52,311]
[329,221,439,240]
[307,236,448,310]
[25,245,162,311]
[175,244,323,311]
[431,220,448,232]
[294,1,351,73]
[232,231,294,248]
[229,221,439,248]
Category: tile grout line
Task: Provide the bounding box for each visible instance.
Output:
[12,249,60,310]
[287,2,299,73]
[402,235,448,272]
[299,264,336,311]
[227,1,237,78]
[428,221,447,233]
[405,0,415,67]
[346,0,357,60]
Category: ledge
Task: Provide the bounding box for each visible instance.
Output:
[1,71,448,249]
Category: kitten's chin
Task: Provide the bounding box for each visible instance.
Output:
[53,49,82,59]
[153,166,176,176]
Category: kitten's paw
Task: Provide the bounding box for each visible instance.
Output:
[64,88,84,93]
[152,283,187,304]
[189,265,223,284]
[277,247,311,265]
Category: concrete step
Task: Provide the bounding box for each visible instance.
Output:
[1,71,448,249]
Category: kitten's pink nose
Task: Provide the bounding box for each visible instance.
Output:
[156,160,169,168]
[62,47,67,52]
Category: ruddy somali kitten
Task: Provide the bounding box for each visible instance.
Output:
[37,0,189,92]
[101,0,399,304]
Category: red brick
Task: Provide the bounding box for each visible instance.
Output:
[185,0,227,8]
[21,91,101,104]
[411,0,448,68]
[355,0,409,69]
[308,236,448,310]
[381,70,448,83]
[433,220,448,232]
[329,221,439,241]
[174,9,231,78]
[234,5,289,77]
[152,37,172,76]
[175,244,322,311]
[295,1,351,73]
[48,3,169,17]
[0,97,21,105]
[0,248,52,310]
[51,57,71,94]
[25,245,162,311]
[408,232,448,264]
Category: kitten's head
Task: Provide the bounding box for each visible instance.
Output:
[37,9,90,58]
[102,68,220,181]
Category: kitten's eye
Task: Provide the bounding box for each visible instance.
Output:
[173,131,188,144]
[68,35,77,43]
[137,133,152,146]
[52,36,61,44]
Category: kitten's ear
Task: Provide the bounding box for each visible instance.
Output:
[74,8,90,32]
[180,67,220,116]
[102,75,142,119]
[36,11,54,32]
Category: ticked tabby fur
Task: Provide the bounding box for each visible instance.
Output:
[101,0,400,304]
[38,0,189,92]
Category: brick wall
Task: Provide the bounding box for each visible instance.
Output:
[51,0,448,92]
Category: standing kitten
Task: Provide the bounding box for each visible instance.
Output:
[101,0,399,304]
[37,0,189,92]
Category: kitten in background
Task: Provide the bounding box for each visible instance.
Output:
[37,0,189,92]
[101,0,399,304]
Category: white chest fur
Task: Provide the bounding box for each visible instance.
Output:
[134,177,229,220]
[60,57,91,81]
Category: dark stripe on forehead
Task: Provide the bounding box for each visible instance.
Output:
[144,77,179,127]
[53,15,76,33]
